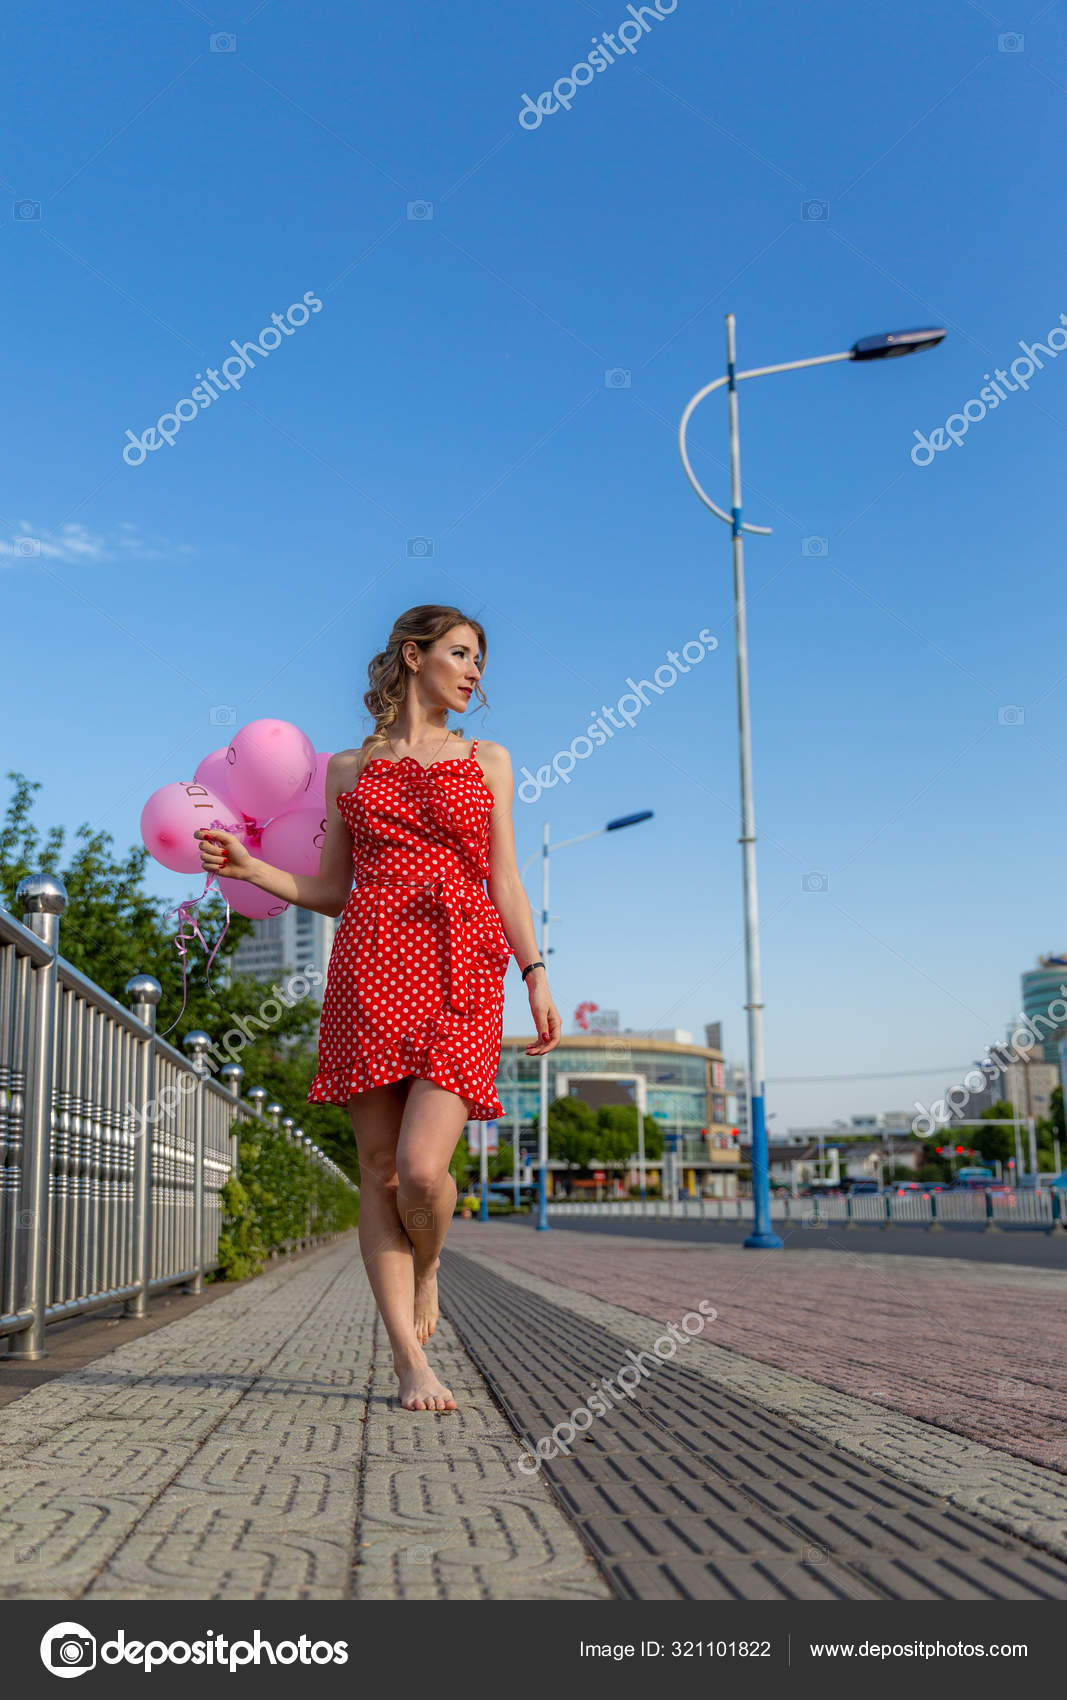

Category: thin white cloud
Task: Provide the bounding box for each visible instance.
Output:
[0,522,194,564]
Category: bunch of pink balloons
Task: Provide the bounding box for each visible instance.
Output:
[140,718,332,918]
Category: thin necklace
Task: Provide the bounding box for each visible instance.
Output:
[385,724,454,769]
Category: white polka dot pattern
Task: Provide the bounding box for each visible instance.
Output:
[305,739,512,1120]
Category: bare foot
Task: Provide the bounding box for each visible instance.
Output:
[395,1350,456,1412]
[413,1257,440,1346]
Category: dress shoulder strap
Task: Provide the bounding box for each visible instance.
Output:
[469,738,479,759]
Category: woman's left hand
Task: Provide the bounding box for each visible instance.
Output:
[525,977,561,1055]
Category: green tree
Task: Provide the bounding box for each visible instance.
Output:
[966,1103,1014,1166]
[548,1096,600,1169]
[1,772,358,1179]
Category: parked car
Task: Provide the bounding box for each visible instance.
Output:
[844,1179,881,1194]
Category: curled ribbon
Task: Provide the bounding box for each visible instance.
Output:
[158,872,231,1039]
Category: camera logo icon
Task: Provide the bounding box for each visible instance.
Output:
[15,537,41,557]
[801,536,828,557]
[406,537,434,557]
[210,32,237,51]
[998,32,1024,51]
[997,704,1024,726]
[604,368,631,388]
[40,1622,97,1677]
[802,872,828,893]
[407,200,434,220]
[802,200,829,220]
[14,199,41,220]
[210,704,237,726]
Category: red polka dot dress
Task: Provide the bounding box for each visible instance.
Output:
[306,739,512,1120]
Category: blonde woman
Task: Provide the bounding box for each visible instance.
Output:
[196,606,561,1413]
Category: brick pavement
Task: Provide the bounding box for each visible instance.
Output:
[439,1248,1067,1599]
[3,1220,1065,1601]
[0,1234,608,1601]
[448,1221,1067,1476]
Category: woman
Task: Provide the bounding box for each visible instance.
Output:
[195,605,561,1414]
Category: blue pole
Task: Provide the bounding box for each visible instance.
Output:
[479,1120,491,1222]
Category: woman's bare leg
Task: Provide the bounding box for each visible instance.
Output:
[395,1078,469,1348]
[348,1079,456,1412]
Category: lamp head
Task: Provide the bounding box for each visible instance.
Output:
[850,327,946,361]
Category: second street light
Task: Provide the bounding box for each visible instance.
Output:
[521,807,653,1231]
[679,314,945,1252]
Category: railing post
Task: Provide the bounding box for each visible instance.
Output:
[219,1063,244,1182]
[181,1031,211,1293]
[6,874,67,1361]
[125,974,162,1319]
[928,1190,943,1231]
[983,1187,1000,1233]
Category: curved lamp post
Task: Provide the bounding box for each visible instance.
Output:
[679,315,946,1250]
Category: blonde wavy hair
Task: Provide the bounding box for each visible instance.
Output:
[360,605,489,760]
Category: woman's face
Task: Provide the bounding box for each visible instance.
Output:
[414,625,483,715]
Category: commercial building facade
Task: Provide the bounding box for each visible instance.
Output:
[494,1030,740,1198]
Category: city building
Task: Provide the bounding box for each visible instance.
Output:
[949,1043,1058,1125]
[494,1029,739,1198]
[1021,955,1067,1064]
[227,908,336,1008]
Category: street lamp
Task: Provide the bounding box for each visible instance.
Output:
[679,314,945,1251]
[520,808,654,1231]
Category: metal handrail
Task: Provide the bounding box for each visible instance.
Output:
[0,871,356,1362]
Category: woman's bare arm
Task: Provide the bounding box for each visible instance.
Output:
[480,741,561,1053]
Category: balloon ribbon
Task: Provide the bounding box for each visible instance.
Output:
[159,872,231,1039]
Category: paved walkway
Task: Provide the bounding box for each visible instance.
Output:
[0,1234,607,1601]
[1,1221,1065,1600]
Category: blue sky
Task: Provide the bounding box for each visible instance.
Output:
[4,0,1067,1130]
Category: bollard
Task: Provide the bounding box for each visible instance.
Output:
[7,873,68,1361]
[181,1031,211,1293]
[125,974,162,1319]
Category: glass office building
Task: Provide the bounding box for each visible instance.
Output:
[1020,956,1067,1064]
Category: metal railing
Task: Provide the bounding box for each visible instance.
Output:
[547,1189,1067,1230]
[0,872,356,1361]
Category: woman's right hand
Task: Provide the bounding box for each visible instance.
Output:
[194,828,254,881]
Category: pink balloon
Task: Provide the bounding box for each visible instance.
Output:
[221,719,316,821]
[307,750,333,813]
[193,747,243,813]
[259,806,327,877]
[141,782,250,875]
[216,875,288,919]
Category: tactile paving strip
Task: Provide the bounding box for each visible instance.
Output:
[439,1248,1067,1601]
